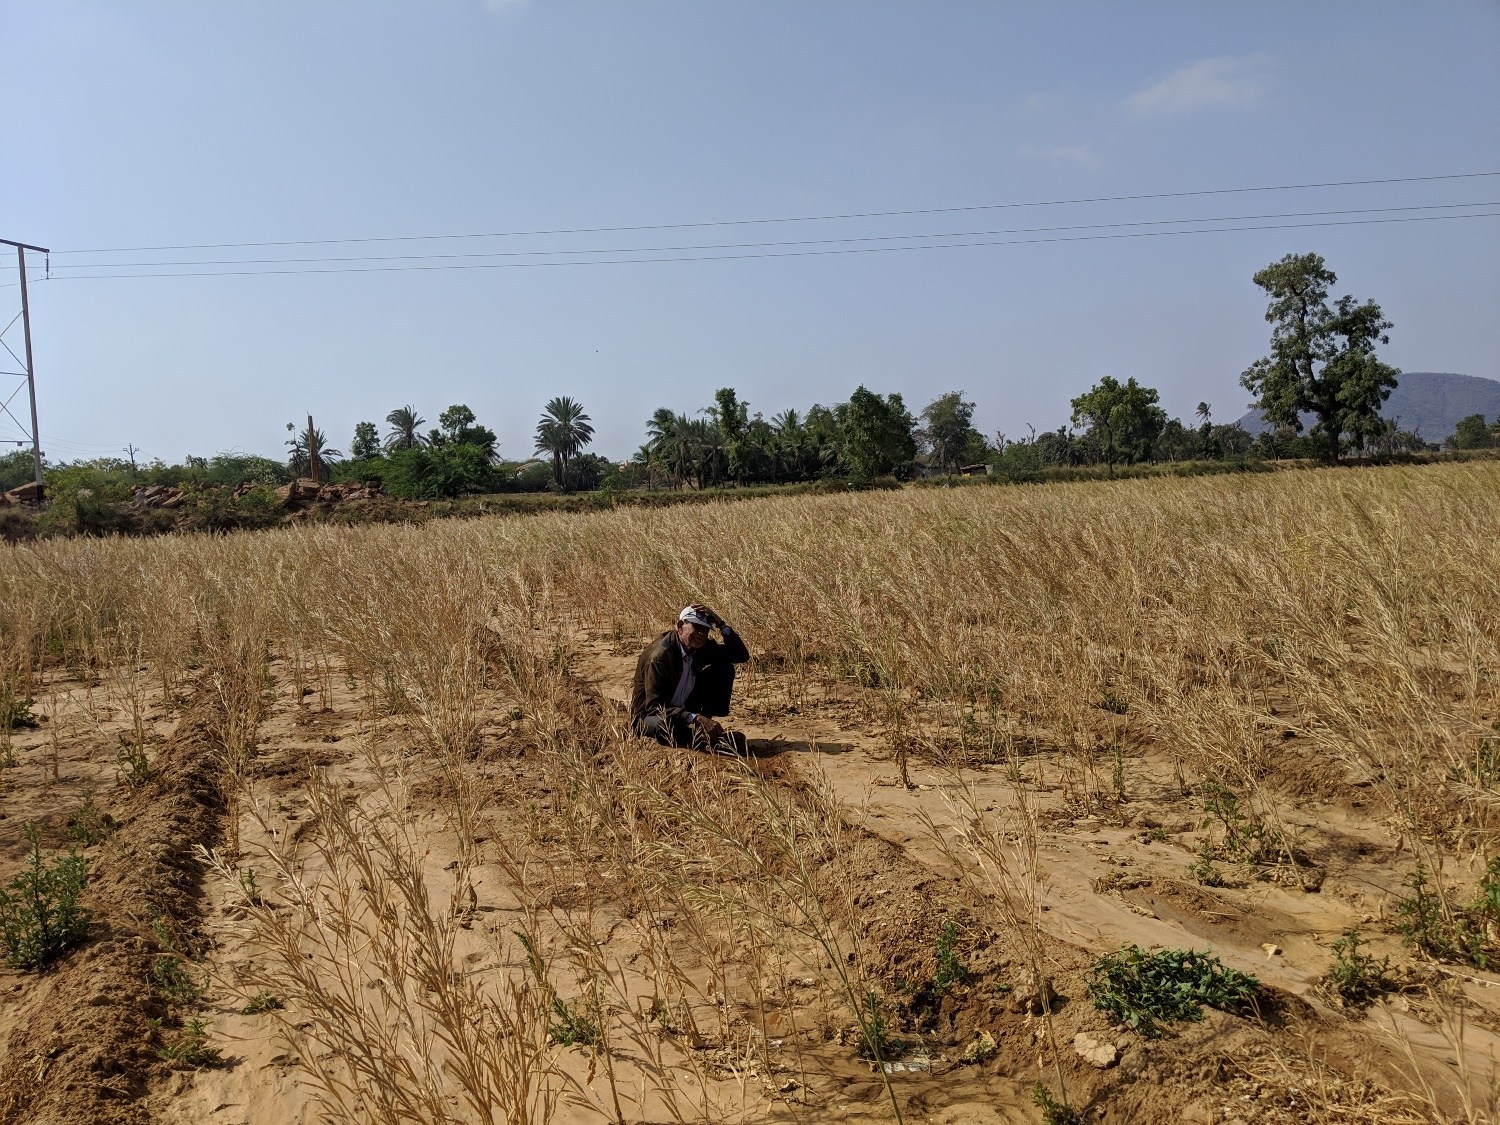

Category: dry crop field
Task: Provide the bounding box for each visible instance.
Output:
[1,462,1499,1125]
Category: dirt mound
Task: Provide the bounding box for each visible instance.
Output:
[0,703,226,1124]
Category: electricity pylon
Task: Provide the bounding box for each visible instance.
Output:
[1,238,49,500]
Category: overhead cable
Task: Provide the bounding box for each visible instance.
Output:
[31,211,1500,281]
[46,201,1500,271]
[48,170,1500,255]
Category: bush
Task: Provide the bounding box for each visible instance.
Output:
[1396,861,1499,968]
[158,1018,223,1068]
[512,461,555,493]
[0,449,36,493]
[2,679,37,732]
[0,508,36,543]
[383,445,496,499]
[933,919,970,993]
[153,953,204,1005]
[183,485,283,533]
[65,796,114,846]
[0,825,92,970]
[1321,930,1397,1010]
[1032,1084,1083,1125]
[36,485,133,537]
[1086,945,1260,1038]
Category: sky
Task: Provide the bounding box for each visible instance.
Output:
[2,1,1498,464]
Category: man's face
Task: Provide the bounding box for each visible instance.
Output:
[676,619,709,651]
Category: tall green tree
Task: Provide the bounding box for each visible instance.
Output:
[0,449,39,493]
[1069,376,1166,474]
[438,403,476,438]
[840,386,916,484]
[1152,418,1199,463]
[1450,414,1495,450]
[534,396,595,490]
[804,404,845,477]
[435,403,498,461]
[350,421,382,461]
[710,388,748,444]
[738,413,776,483]
[710,387,751,483]
[918,390,984,475]
[1240,252,1399,463]
[384,405,428,451]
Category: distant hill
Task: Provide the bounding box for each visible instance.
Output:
[1236,372,1500,442]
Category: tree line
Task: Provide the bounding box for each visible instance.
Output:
[6,250,1475,502]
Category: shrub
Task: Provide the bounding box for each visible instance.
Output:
[65,796,114,846]
[383,445,495,499]
[933,919,970,993]
[242,991,284,1014]
[1032,1083,1083,1125]
[1394,859,1500,968]
[184,485,283,533]
[1086,945,1260,1038]
[153,953,203,1005]
[1321,930,1397,1010]
[855,989,899,1061]
[516,931,601,1047]
[158,1018,223,1068]
[1,686,37,732]
[1395,863,1490,967]
[0,825,91,970]
[117,733,152,788]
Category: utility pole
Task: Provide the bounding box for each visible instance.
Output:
[306,415,321,483]
[124,443,140,483]
[2,237,49,502]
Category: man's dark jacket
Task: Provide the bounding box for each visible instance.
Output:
[630,628,750,728]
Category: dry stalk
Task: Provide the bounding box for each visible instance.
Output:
[923,759,1074,1112]
[205,746,564,1124]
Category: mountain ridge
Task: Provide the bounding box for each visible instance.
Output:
[1235,372,1500,441]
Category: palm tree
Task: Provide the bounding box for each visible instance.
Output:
[1195,402,1212,426]
[666,413,699,487]
[645,407,686,487]
[534,396,595,490]
[285,422,342,479]
[668,416,725,489]
[384,405,427,452]
[645,407,677,447]
[632,442,660,490]
[771,409,803,482]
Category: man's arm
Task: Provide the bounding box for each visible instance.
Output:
[718,623,749,664]
[697,605,750,663]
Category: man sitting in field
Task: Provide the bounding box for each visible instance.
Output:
[630,604,750,752]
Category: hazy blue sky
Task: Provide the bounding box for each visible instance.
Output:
[3,1,1497,463]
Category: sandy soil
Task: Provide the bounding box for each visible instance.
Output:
[2,631,1496,1124]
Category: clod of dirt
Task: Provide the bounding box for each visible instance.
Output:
[1073,1031,1120,1068]
[1011,967,1054,1015]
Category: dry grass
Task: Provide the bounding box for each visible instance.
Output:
[3,461,1499,1121]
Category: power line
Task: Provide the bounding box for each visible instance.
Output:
[48,170,1500,255]
[45,201,1500,271]
[27,211,1500,281]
